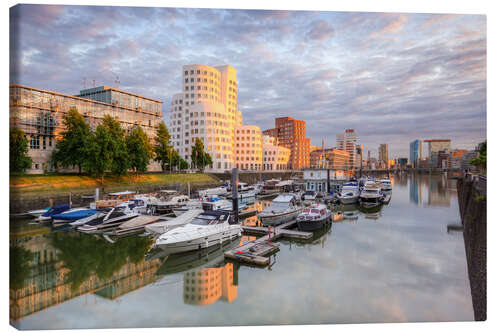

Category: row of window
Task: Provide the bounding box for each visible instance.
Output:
[29,135,52,150]
[185,69,220,79]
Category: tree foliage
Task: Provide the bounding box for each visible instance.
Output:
[191,138,212,171]
[471,141,486,172]
[52,107,91,173]
[101,115,130,175]
[153,121,174,172]
[82,125,115,183]
[10,127,32,173]
[126,125,153,174]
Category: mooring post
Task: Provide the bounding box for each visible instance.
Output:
[327,169,331,194]
[95,188,99,201]
[69,192,72,208]
[231,168,239,222]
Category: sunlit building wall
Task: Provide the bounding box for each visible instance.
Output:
[235,125,263,170]
[170,64,238,172]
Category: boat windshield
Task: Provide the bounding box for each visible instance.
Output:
[191,214,226,225]
[267,202,291,211]
[365,189,379,193]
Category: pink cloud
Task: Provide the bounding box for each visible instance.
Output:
[370,14,408,38]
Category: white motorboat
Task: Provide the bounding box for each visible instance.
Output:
[359,184,383,206]
[145,209,204,236]
[77,206,139,233]
[201,197,246,212]
[296,203,332,231]
[337,181,360,204]
[26,207,50,218]
[105,215,163,236]
[150,195,194,214]
[379,178,393,191]
[302,190,318,201]
[225,182,258,199]
[258,194,302,226]
[171,199,203,217]
[198,185,229,197]
[154,210,242,254]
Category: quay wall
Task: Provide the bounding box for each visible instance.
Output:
[457,176,487,321]
[10,179,219,214]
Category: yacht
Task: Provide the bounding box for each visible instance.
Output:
[154,210,242,254]
[36,204,71,221]
[77,206,139,233]
[302,190,318,201]
[26,207,50,219]
[145,209,204,236]
[296,203,332,231]
[337,181,360,204]
[153,195,193,214]
[198,185,229,197]
[92,191,136,209]
[259,179,281,196]
[359,184,383,206]
[258,194,302,226]
[201,197,246,213]
[379,178,393,191]
[225,182,258,199]
[51,208,98,224]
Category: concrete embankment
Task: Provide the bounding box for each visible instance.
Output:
[457,176,486,321]
[208,171,302,184]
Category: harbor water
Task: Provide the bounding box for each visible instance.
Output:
[9,174,474,329]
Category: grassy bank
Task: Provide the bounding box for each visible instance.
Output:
[10,173,220,199]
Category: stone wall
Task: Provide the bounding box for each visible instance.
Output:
[457,177,486,321]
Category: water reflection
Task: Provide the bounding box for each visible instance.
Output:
[409,174,453,207]
[9,222,160,322]
[10,174,473,328]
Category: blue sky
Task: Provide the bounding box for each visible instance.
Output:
[10,4,486,159]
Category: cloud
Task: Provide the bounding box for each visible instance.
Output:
[9,5,486,160]
[306,19,335,41]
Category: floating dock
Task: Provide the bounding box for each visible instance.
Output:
[225,220,312,267]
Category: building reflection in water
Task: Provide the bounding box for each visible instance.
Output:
[9,224,162,323]
[183,262,238,306]
[409,174,451,207]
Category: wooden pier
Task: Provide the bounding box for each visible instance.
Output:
[224,220,312,267]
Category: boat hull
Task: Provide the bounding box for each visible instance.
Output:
[297,216,331,231]
[259,209,301,226]
[155,227,242,254]
[339,195,359,204]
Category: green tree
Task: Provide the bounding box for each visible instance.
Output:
[102,115,130,175]
[191,138,212,171]
[82,125,115,183]
[125,125,153,175]
[9,127,32,173]
[471,141,486,173]
[172,149,189,170]
[153,121,174,172]
[52,107,91,173]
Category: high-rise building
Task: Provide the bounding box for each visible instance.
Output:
[336,129,358,169]
[170,64,240,172]
[356,144,363,169]
[378,144,388,166]
[410,139,422,167]
[424,139,451,156]
[10,84,162,174]
[263,117,310,170]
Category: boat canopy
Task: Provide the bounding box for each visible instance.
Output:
[42,204,70,217]
[273,194,297,203]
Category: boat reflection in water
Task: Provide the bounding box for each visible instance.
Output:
[147,237,241,306]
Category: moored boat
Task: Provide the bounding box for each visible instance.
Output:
[36,204,71,221]
[258,194,302,226]
[51,208,98,224]
[359,183,383,206]
[337,181,360,204]
[145,209,204,236]
[154,210,242,254]
[92,191,136,209]
[296,203,332,231]
[379,178,393,191]
[77,206,139,233]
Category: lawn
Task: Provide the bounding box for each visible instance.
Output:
[10,173,220,199]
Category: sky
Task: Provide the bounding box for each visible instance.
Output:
[9,4,486,159]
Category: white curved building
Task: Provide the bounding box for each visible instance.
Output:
[170,65,239,172]
[235,125,263,171]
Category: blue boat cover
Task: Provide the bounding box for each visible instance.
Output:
[41,204,70,217]
[52,209,98,221]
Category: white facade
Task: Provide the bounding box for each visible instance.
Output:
[170,65,239,172]
[262,135,290,171]
[234,125,263,170]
